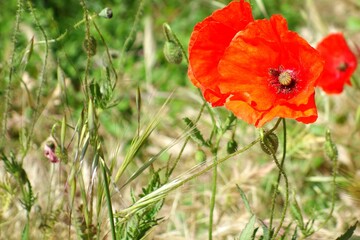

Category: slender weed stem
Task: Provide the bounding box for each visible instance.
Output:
[269,118,289,239]
[101,157,117,240]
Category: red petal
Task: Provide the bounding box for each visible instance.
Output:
[225,92,317,127]
[188,1,253,106]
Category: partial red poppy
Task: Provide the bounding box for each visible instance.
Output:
[188,3,324,127]
[316,33,357,94]
[188,0,254,106]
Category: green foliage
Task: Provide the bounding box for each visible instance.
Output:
[0,0,359,239]
[336,221,358,240]
[117,169,164,239]
[183,117,210,147]
[239,215,257,240]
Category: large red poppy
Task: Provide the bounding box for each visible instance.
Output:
[188,1,324,127]
[316,33,357,94]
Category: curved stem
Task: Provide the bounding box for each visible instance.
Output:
[269,118,289,239]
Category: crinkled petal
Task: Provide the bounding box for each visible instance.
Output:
[225,92,317,127]
[188,0,253,106]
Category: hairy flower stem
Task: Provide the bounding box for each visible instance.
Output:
[167,102,206,178]
[269,118,289,239]
[209,136,221,240]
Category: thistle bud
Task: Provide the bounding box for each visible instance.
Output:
[98,7,113,19]
[324,129,338,161]
[260,132,279,155]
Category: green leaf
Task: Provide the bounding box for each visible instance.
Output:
[259,219,271,240]
[236,184,253,215]
[239,215,256,240]
[290,194,304,229]
[336,221,358,240]
[291,226,298,240]
[183,117,209,147]
[21,222,29,240]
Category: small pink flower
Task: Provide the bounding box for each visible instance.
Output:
[44,141,59,163]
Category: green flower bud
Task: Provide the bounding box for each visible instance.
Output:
[260,132,279,155]
[195,149,206,163]
[227,139,238,154]
[164,41,183,64]
[162,23,183,64]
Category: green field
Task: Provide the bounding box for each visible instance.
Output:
[0,0,359,239]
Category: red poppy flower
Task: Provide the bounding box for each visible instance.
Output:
[316,33,357,94]
[188,2,324,127]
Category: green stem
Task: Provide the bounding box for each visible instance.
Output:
[269,119,289,239]
[101,157,117,240]
[167,102,206,178]
[117,137,261,221]
[80,0,91,98]
[1,0,22,149]
[313,135,338,234]
[22,0,49,160]
[209,136,221,240]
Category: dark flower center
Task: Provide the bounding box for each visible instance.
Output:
[337,62,349,72]
[268,66,298,95]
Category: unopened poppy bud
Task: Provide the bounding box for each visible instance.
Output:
[260,132,279,155]
[83,36,97,57]
[195,149,206,163]
[98,7,113,19]
[164,41,183,64]
[324,129,338,161]
[162,23,183,64]
[227,139,238,154]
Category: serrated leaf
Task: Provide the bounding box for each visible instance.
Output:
[239,215,257,240]
[336,221,358,240]
[183,117,209,147]
[236,184,253,215]
[290,194,304,229]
